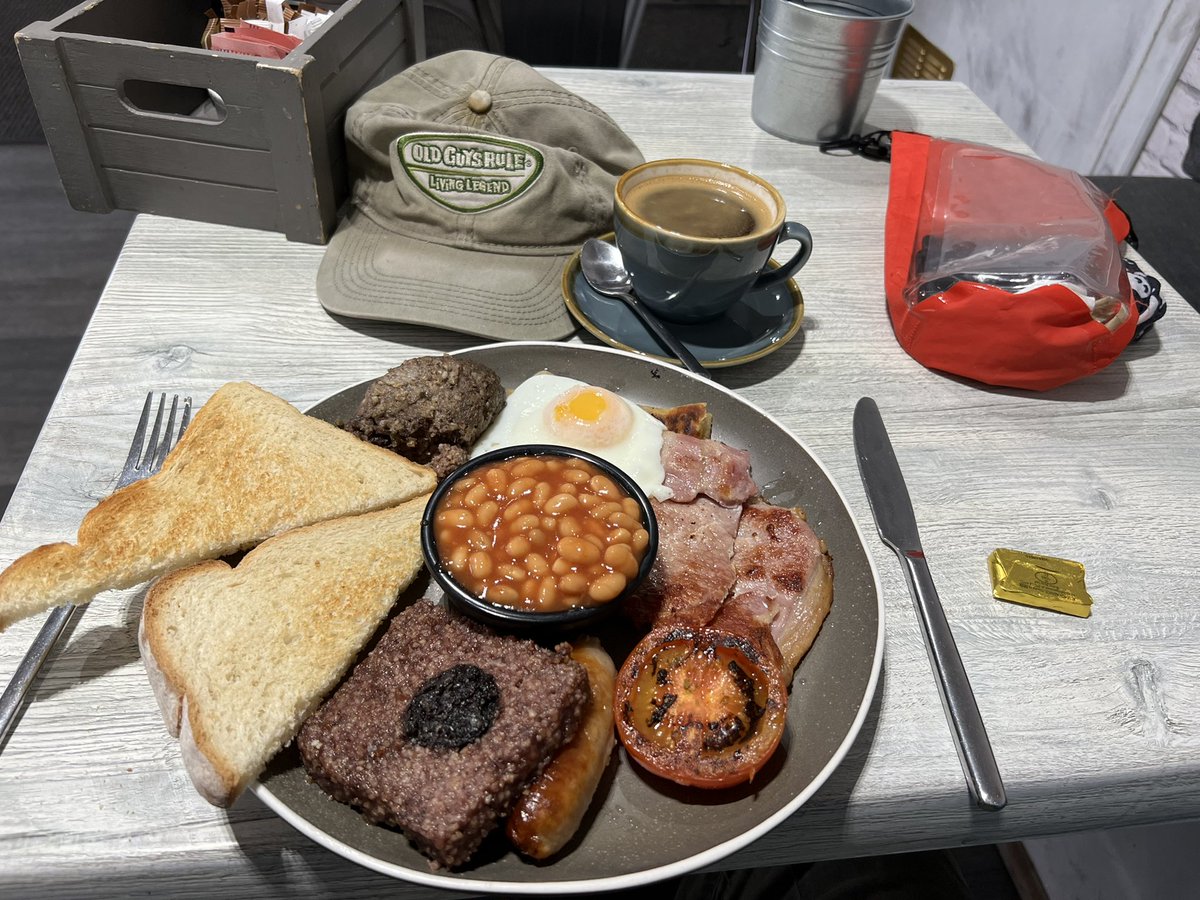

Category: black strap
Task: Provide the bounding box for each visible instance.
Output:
[819,130,893,162]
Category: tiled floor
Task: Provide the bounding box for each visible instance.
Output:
[1026,820,1200,900]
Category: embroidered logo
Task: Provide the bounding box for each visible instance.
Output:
[394,133,544,213]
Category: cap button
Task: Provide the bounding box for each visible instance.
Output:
[467,89,493,114]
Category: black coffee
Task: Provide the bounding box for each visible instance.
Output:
[625,176,770,239]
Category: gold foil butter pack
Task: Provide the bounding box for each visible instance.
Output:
[988,549,1093,617]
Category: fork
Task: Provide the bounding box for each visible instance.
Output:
[0,392,192,750]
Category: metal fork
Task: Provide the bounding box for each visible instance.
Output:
[0,392,192,749]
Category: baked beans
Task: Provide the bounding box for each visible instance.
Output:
[435,455,651,612]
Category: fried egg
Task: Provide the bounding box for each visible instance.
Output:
[473,372,672,500]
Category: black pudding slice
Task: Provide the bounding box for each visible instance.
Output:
[404,664,500,750]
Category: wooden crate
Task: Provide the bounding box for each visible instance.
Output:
[16,0,426,244]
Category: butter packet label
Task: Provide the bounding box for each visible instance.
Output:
[989,548,1093,617]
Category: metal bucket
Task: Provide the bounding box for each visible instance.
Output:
[752,0,913,144]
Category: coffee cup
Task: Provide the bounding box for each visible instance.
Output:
[613,158,812,323]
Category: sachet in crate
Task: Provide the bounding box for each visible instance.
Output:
[884,132,1139,391]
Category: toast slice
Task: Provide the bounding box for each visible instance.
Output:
[139,497,430,806]
[0,382,436,630]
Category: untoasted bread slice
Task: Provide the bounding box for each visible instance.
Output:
[0,382,436,630]
[139,497,430,806]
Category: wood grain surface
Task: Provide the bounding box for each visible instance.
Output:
[1,73,1198,897]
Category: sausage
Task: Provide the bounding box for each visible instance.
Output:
[506,637,616,859]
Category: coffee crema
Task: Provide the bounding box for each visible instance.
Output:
[624,175,771,239]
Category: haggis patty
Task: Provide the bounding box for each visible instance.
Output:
[297,602,588,868]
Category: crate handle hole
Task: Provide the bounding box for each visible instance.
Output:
[120,80,227,123]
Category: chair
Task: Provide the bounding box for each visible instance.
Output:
[620,0,759,73]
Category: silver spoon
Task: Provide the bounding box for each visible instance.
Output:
[580,239,710,379]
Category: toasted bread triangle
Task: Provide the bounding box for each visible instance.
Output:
[0,382,436,630]
[139,498,429,806]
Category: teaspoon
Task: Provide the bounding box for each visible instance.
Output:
[580,239,710,379]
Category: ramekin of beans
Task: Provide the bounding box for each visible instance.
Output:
[420,445,659,631]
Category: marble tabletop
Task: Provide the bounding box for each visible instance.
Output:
[2,70,1199,897]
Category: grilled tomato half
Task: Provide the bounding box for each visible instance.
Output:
[614,623,787,788]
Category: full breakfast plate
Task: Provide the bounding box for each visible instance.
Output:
[252,342,883,894]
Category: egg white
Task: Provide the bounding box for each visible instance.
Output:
[472,372,672,501]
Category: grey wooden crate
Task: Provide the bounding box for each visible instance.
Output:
[15,0,426,244]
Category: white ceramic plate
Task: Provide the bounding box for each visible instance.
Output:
[253,342,884,894]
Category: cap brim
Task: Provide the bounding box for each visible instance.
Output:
[317,206,577,340]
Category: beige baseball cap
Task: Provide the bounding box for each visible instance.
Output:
[316,51,645,339]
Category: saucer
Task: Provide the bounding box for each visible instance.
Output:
[561,236,804,368]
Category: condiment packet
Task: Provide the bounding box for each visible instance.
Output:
[243,18,286,34]
[236,22,301,49]
[293,10,332,38]
[988,548,1093,617]
[202,1,327,53]
[211,28,295,59]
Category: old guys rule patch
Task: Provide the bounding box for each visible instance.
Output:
[394,133,545,213]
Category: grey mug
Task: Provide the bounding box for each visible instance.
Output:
[613,159,813,323]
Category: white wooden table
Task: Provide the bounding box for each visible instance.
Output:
[2,71,1198,897]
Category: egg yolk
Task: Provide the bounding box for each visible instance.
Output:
[544,386,633,448]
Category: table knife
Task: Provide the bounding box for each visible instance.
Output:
[853,397,1007,811]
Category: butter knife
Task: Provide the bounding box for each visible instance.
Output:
[853,397,1007,811]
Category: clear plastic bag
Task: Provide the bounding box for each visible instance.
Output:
[883,132,1138,391]
[905,141,1131,330]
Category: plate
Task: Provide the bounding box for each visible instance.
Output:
[561,235,804,368]
[253,342,883,894]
